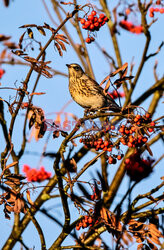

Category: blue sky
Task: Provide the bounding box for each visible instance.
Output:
[0,0,164,249]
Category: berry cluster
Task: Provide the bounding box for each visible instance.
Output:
[90,187,102,201]
[109,90,125,100]
[125,153,154,181]
[119,20,143,34]
[80,11,109,43]
[79,126,124,165]
[149,6,164,17]
[23,165,51,182]
[76,215,99,230]
[0,68,5,79]
[119,113,155,148]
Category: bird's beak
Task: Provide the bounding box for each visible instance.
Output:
[66,64,71,68]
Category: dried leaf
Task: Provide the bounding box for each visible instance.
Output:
[12,50,27,56]
[19,24,37,28]
[55,34,69,44]
[37,26,46,36]
[24,56,38,63]
[43,22,55,32]
[38,122,47,138]
[0,34,11,41]
[100,207,109,223]
[60,1,74,5]
[0,49,7,59]
[137,244,144,250]
[54,42,63,56]
[149,224,163,237]
[29,92,46,96]
[6,161,18,169]
[99,75,110,87]
[61,131,68,137]
[6,204,14,212]
[110,63,128,77]
[27,28,34,39]
[56,39,66,51]
[147,238,158,249]
[53,130,60,138]
[3,41,18,49]
[26,190,34,206]
[113,76,134,88]
[69,158,77,172]
[19,31,26,49]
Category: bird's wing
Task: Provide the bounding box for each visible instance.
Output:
[81,75,106,95]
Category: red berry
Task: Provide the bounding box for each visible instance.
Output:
[89,24,95,30]
[88,15,94,21]
[125,158,130,164]
[128,142,133,147]
[98,18,103,23]
[148,127,154,132]
[107,147,112,152]
[85,20,91,27]
[146,113,151,119]
[108,156,114,164]
[80,18,86,25]
[104,16,109,22]
[160,8,164,13]
[150,121,155,126]
[156,0,161,4]
[76,225,80,230]
[129,137,134,143]
[91,10,97,16]
[84,215,88,222]
[154,8,159,12]
[82,222,88,228]
[149,7,154,13]
[125,8,131,15]
[101,21,106,26]
[119,127,125,133]
[104,141,109,147]
[88,217,92,224]
[136,114,141,119]
[94,22,100,27]
[82,25,87,29]
[111,125,115,130]
[142,137,148,143]
[94,17,98,22]
[149,12,154,17]
[85,37,91,43]
[99,13,105,19]
[117,155,122,160]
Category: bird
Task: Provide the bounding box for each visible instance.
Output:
[66,63,121,112]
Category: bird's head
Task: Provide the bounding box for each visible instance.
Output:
[66,63,84,78]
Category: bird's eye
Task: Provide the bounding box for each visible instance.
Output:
[74,66,80,71]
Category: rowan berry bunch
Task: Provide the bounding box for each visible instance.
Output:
[79,125,124,165]
[119,113,156,148]
[149,5,164,17]
[76,214,99,230]
[109,90,125,100]
[90,185,102,201]
[80,10,109,44]
[23,165,51,182]
[119,20,143,34]
[125,153,154,181]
